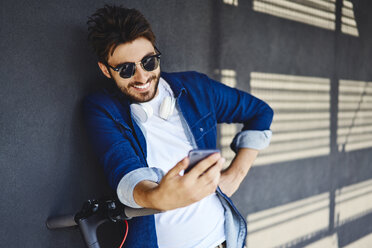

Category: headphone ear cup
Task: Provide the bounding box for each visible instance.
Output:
[130,103,154,123]
[159,96,175,120]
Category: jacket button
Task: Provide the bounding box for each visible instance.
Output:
[200,128,204,132]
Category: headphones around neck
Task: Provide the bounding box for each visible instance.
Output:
[130,95,175,123]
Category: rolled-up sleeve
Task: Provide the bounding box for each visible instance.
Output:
[117,167,165,208]
[230,130,272,152]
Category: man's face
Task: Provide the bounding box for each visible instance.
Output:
[100,37,161,103]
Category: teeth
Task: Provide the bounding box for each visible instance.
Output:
[133,82,150,89]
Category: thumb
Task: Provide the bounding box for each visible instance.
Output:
[167,157,189,177]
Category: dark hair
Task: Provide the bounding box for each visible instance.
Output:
[87,5,156,63]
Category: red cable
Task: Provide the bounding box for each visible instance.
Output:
[119,220,129,248]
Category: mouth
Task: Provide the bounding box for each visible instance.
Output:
[131,75,157,92]
[133,82,150,90]
[132,80,151,92]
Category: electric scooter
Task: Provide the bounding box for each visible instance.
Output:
[46,198,160,248]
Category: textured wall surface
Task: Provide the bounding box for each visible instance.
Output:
[1,0,371,247]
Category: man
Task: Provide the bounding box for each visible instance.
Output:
[84,4,273,248]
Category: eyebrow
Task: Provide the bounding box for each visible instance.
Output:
[115,51,155,67]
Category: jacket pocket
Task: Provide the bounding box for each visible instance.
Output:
[190,112,217,142]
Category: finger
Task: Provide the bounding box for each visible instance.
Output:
[166,157,189,178]
[212,158,225,184]
[203,168,221,195]
[188,153,221,178]
[200,157,225,185]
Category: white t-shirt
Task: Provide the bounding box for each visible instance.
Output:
[138,78,226,248]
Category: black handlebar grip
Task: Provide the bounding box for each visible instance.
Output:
[46,214,77,229]
[124,207,162,218]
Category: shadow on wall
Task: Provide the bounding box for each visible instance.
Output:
[252,0,359,37]
[218,70,372,248]
[216,1,372,247]
[244,179,372,247]
[248,73,372,166]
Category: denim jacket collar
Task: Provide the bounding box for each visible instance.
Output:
[161,71,187,98]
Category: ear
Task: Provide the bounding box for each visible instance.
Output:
[98,61,112,78]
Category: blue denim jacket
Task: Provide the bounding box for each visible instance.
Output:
[83,71,273,248]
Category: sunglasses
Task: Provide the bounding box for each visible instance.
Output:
[106,48,161,79]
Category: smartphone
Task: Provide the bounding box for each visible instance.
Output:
[185,149,220,173]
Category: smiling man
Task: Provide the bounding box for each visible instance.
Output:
[84,5,273,248]
[98,37,161,103]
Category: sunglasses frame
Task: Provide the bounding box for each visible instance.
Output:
[106,47,161,79]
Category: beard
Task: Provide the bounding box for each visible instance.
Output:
[115,71,161,103]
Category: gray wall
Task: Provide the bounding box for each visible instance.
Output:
[1,0,371,247]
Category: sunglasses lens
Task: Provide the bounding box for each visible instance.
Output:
[142,56,160,72]
[115,54,160,79]
[119,63,135,78]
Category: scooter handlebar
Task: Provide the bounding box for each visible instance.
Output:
[46,214,77,229]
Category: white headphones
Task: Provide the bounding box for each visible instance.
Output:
[130,95,175,123]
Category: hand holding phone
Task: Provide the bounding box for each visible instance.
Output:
[185,149,221,173]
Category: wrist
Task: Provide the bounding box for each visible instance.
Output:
[133,180,160,209]
[227,148,258,179]
[223,166,245,182]
[146,185,166,211]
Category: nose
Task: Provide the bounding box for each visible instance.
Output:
[132,61,148,83]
